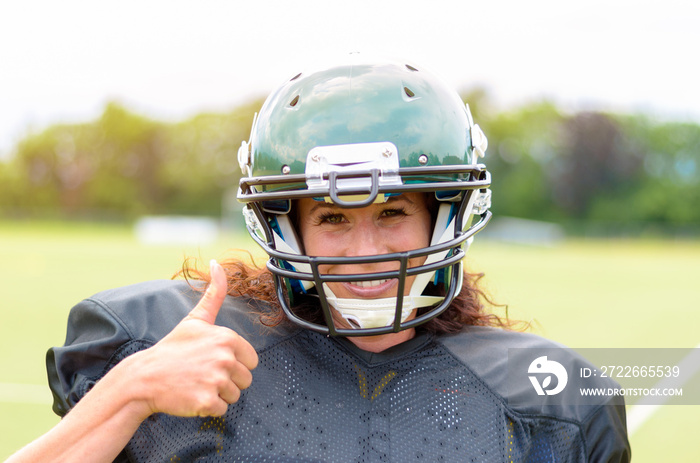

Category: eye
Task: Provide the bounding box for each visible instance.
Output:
[317,212,345,224]
[381,208,407,218]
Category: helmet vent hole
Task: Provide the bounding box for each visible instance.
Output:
[404,87,416,98]
[289,95,300,107]
[290,73,302,81]
[405,64,419,72]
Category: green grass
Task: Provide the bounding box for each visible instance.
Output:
[1,220,698,461]
[0,220,254,458]
[469,239,700,463]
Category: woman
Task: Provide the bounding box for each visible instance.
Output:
[9,54,630,462]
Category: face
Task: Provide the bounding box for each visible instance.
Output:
[296,193,433,303]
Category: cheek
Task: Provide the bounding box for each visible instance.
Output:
[402,214,433,269]
[298,221,341,257]
[395,231,427,251]
[302,231,334,256]
[407,213,433,249]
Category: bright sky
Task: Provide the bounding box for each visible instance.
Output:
[1,0,698,156]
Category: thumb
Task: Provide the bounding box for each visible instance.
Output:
[186,260,227,325]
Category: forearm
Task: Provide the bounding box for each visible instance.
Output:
[9,263,257,462]
[7,355,151,463]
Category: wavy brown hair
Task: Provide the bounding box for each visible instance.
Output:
[176,252,520,334]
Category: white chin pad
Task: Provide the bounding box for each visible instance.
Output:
[337,298,413,329]
[323,285,442,329]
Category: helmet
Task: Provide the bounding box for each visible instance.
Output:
[237,53,491,337]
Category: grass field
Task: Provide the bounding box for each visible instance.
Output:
[1,220,698,461]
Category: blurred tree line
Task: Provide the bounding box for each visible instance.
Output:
[1,93,698,235]
[0,100,261,220]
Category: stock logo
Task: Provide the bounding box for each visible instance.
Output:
[528,356,568,396]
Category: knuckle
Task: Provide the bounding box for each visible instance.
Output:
[212,326,238,345]
[227,387,241,404]
[212,373,231,389]
[236,369,254,390]
[212,350,235,369]
[244,348,259,370]
[194,393,220,416]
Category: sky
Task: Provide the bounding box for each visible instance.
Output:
[1,0,699,157]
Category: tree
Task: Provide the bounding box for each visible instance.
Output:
[551,112,643,219]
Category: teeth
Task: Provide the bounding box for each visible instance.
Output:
[350,279,388,288]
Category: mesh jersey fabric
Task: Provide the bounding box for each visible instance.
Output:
[47,280,630,463]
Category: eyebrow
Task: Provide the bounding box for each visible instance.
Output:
[306,195,416,216]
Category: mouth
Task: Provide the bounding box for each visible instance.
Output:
[335,278,398,298]
[348,279,389,288]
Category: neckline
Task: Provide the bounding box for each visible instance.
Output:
[333,331,433,365]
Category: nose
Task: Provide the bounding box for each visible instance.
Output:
[345,219,389,258]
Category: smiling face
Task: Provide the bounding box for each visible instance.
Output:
[296,193,433,302]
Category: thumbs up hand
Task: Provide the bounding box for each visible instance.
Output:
[128,260,259,418]
[2,261,260,463]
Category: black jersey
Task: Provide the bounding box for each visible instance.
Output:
[47,280,630,462]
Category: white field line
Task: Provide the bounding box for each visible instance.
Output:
[0,382,53,405]
[626,343,700,436]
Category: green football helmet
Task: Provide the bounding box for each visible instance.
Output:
[238,53,491,336]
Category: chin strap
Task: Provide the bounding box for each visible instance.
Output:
[272,215,314,291]
[322,284,443,329]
